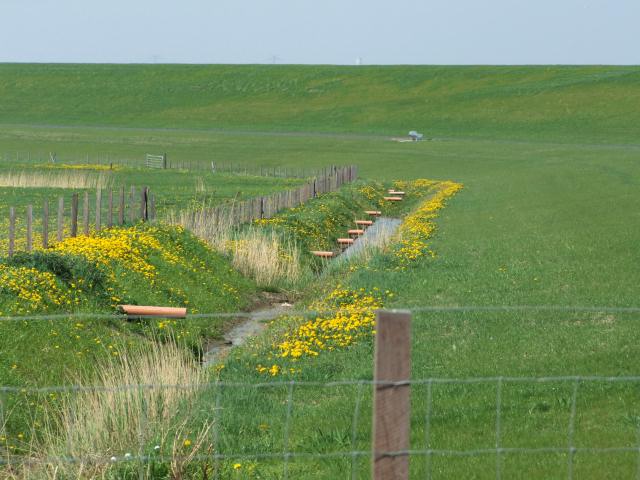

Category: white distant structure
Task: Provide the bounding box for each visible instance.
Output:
[355,57,362,66]
[408,130,424,141]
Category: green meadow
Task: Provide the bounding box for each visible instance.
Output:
[0,64,638,478]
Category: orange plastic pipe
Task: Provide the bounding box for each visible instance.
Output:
[119,305,187,318]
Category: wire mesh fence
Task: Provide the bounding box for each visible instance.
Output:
[0,150,332,179]
[1,306,639,479]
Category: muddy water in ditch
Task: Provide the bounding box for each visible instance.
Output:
[202,303,293,366]
[202,217,402,366]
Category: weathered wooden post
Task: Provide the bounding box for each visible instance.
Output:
[57,197,64,242]
[372,309,411,480]
[42,200,49,249]
[82,191,90,235]
[26,206,33,252]
[129,186,136,223]
[71,193,79,237]
[119,187,125,225]
[8,207,15,257]
[140,187,148,221]
[95,188,102,232]
[149,193,156,221]
[108,190,114,228]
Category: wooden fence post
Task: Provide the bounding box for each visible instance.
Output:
[149,193,156,221]
[372,309,411,480]
[26,205,33,252]
[95,188,102,232]
[57,197,64,242]
[8,207,15,257]
[119,187,125,225]
[108,190,113,228]
[71,193,79,237]
[129,186,136,224]
[82,191,90,235]
[140,187,148,221]
[42,200,49,249]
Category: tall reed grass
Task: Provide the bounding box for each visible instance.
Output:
[228,229,301,286]
[0,170,112,190]
[167,204,302,287]
[7,340,210,479]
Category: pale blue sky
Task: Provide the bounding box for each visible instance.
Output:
[1,0,637,64]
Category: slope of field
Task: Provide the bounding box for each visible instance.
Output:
[0,64,639,143]
[1,64,639,477]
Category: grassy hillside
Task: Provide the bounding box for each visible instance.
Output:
[1,64,639,143]
[0,223,260,452]
[1,64,639,477]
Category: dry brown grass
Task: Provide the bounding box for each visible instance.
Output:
[165,204,235,252]
[167,205,302,287]
[5,340,211,479]
[228,228,301,286]
[0,171,112,190]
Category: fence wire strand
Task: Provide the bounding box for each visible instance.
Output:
[424,378,433,480]
[567,378,580,480]
[495,377,503,480]
[282,381,295,480]
[5,446,640,468]
[212,380,223,480]
[0,304,639,323]
[3,376,640,395]
[350,380,365,480]
[1,376,640,476]
[2,307,640,475]
[636,417,640,480]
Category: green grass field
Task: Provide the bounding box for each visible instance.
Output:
[0,64,639,478]
[1,64,639,142]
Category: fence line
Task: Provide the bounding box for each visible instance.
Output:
[1,150,334,179]
[5,445,640,468]
[176,164,358,229]
[0,303,636,323]
[4,186,156,256]
[3,165,357,256]
[0,310,639,479]
[5,375,640,395]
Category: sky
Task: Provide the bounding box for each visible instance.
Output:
[0,0,638,64]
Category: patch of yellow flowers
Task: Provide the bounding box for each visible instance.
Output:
[357,184,381,201]
[52,226,182,283]
[395,180,463,263]
[0,265,78,314]
[273,287,387,364]
[42,163,122,171]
